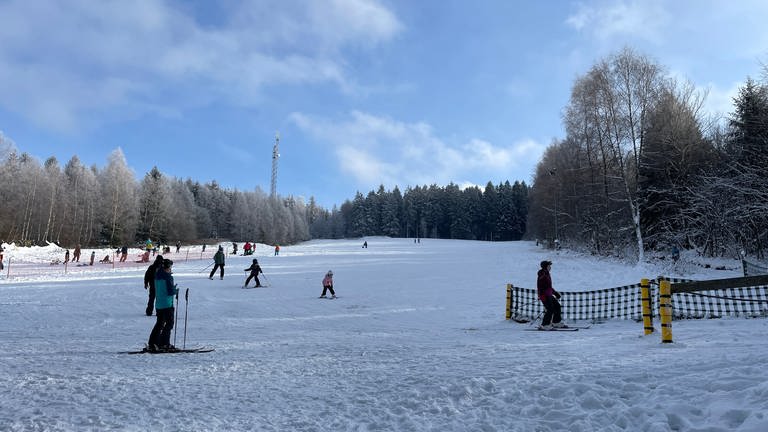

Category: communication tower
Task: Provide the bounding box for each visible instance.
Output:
[271,132,280,198]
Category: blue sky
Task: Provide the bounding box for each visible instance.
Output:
[1,0,767,208]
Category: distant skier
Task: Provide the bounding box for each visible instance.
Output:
[64,249,70,264]
[319,270,336,299]
[274,245,280,256]
[232,242,238,255]
[144,255,164,316]
[243,259,264,287]
[89,251,95,266]
[362,241,368,248]
[73,244,81,262]
[537,260,563,330]
[243,242,252,256]
[209,246,226,280]
[175,241,181,253]
[147,259,178,352]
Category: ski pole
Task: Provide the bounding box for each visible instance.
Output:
[173,289,179,346]
[200,262,214,273]
[183,288,189,349]
[262,273,271,287]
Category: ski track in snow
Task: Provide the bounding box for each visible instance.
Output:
[1,238,767,431]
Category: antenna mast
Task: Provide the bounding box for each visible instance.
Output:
[271,132,280,198]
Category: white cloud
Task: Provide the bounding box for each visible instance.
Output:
[0,0,402,132]
[565,0,669,44]
[291,111,546,191]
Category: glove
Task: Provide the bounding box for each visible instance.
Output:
[554,291,561,299]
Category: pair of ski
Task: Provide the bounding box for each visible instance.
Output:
[119,346,214,354]
[525,325,591,332]
[242,285,269,289]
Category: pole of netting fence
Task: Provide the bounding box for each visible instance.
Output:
[506,284,512,320]
[641,278,654,335]
[659,280,673,343]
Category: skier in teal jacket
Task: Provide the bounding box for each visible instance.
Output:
[148,259,178,351]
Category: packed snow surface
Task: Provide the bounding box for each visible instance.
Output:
[1,238,766,431]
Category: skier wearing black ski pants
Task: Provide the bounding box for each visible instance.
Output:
[209,246,225,280]
[320,270,336,298]
[148,259,178,350]
[537,260,562,328]
[244,259,263,287]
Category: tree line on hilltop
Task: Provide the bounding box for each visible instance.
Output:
[3,46,768,262]
[0,136,528,249]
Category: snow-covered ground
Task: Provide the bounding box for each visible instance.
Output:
[1,238,766,431]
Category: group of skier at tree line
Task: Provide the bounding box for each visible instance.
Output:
[141,241,337,353]
[55,238,284,267]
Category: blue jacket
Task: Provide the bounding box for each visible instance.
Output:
[154,267,177,310]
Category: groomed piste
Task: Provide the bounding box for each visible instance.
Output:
[1,238,766,431]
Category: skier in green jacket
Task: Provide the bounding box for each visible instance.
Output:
[209,246,226,280]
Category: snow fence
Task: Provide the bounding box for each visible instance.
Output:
[506,275,768,323]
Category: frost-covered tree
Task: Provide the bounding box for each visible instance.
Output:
[99,148,138,247]
[137,167,171,243]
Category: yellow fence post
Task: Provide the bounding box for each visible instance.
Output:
[641,278,654,335]
[506,284,512,320]
[659,280,673,343]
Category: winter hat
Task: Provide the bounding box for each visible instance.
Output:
[218,246,223,251]
[154,255,164,264]
[162,258,174,268]
[540,260,552,269]
[253,259,258,263]
[327,270,333,276]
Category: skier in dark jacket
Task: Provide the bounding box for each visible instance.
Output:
[243,259,264,287]
[147,259,178,352]
[144,255,164,316]
[209,246,225,280]
[537,260,564,330]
